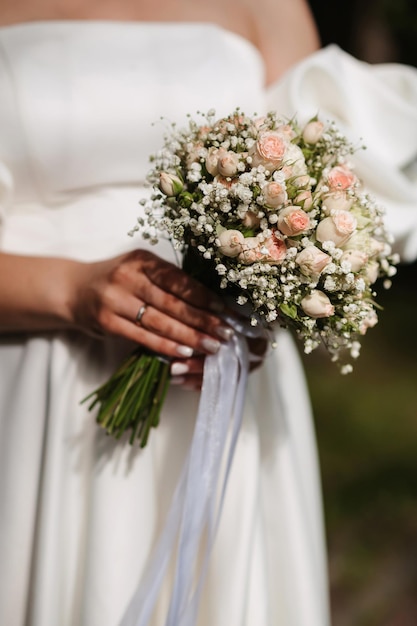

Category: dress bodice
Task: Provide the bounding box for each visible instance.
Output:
[0,22,265,259]
[0,22,265,204]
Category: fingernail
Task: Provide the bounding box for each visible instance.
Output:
[171,362,190,376]
[215,326,234,341]
[176,345,194,357]
[200,337,221,354]
[170,376,185,385]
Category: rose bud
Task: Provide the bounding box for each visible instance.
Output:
[341,249,368,272]
[277,206,310,236]
[263,181,288,208]
[302,120,324,144]
[217,229,245,257]
[316,211,357,246]
[159,172,184,196]
[294,190,313,210]
[205,147,220,176]
[217,150,240,177]
[296,246,331,277]
[301,290,335,318]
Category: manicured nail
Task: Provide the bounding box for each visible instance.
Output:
[176,345,194,357]
[171,362,190,376]
[200,337,221,354]
[215,326,234,341]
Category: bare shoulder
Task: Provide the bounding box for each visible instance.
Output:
[244,0,321,85]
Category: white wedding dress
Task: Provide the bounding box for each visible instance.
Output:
[1,21,417,626]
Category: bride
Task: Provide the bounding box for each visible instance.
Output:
[1,0,417,624]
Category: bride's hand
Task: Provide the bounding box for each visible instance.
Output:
[70,249,234,363]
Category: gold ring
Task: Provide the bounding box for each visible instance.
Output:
[135,303,148,325]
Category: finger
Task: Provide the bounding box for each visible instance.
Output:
[98,309,196,359]
[135,277,233,341]
[139,251,224,312]
[170,356,205,377]
[105,284,233,352]
[170,373,203,391]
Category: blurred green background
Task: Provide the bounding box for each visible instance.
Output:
[307,2,417,624]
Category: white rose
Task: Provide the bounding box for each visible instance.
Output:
[296,246,331,277]
[217,229,245,257]
[368,238,386,257]
[341,249,369,272]
[277,206,310,236]
[302,120,324,144]
[282,144,308,182]
[159,172,184,196]
[301,290,335,318]
[217,150,240,177]
[263,181,287,207]
[365,261,380,284]
[359,310,378,335]
[316,211,357,246]
[322,191,354,213]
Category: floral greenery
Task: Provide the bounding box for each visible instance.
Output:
[82,351,170,447]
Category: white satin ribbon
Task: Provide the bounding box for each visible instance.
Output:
[120,331,250,625]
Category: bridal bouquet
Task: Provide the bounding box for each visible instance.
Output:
[85,109,398,446]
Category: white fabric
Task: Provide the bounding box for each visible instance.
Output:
[0,20,415,626]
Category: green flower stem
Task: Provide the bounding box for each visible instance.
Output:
[81,350,171,447]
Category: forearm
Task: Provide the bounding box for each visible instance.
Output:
[0,251,78,333]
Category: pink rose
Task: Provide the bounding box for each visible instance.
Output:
[263,181,287,208]
[327,165,357,191]
[277,206,310,236]
[296,246,331,277]
[238,232,287,264]
[316,211,357,246]
[302,120,324,144]
[301,290,335,318]
[262,232,287,263]
[251,131,287,169]
[217,150,240,177]
[217,229,245,257]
